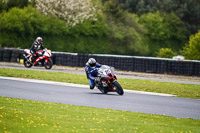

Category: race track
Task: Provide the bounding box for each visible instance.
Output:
[0,77,199,119]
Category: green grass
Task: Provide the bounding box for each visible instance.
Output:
[119,78,200,99]
[0,68,200,99]
[0,96,200,133]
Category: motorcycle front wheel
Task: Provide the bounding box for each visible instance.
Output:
[113,81,124,95]
[44,58,53,69]
[24,59,33,68]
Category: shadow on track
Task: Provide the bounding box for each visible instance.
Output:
[88,92,122,96]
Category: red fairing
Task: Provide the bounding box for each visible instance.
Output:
[45,58,50,62]
[107,73,117,92]
[34,56,45,65]
[107,73,116,81]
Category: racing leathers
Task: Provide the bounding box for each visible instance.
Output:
[30,40,45,61]
[85,62,101,89]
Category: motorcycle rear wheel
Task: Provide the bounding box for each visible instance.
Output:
[24,59,32,68]
[113,81,124,95]
[44,58,53,69]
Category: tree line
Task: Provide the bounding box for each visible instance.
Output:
[0,0,199,60]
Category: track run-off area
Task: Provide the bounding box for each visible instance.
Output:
[0,76,200,120]
[0,62,200,120]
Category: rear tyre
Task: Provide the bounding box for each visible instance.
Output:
[44,58,53,69]
[113,81,124,95]
[24,59,32,68]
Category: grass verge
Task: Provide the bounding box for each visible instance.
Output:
[0,68,200,99]
[0,96,200,133]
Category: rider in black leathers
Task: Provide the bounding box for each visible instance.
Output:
[30,37,45,61]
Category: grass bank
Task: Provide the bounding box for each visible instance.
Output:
[0,68,199,99]
[0,97,200,133]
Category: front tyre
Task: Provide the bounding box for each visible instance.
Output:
[113,81,124,95]
[44,58,53,69]
[24,59,32,68]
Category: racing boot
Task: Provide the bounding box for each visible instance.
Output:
[90,84,95,89]
[89,80,95,89]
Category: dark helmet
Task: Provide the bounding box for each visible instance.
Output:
[36,37,43,44]
[88,58,96,67]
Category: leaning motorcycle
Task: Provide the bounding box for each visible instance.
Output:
[94,65,124,95]
[23,48,53,69]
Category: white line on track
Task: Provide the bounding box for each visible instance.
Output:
[0,76,176,97]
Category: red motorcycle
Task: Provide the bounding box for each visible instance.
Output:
[23,48,53,69]
[94,65,124,95]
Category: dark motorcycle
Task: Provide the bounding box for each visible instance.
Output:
[94,65,124,95]
[23,48,53,69]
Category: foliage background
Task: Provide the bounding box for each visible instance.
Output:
[0,0,199,59]
[181,31,200,60]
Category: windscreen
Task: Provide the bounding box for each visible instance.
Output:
[99,65,115,75]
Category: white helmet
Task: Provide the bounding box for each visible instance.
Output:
[36,37,43,44]
[88,58,96,67]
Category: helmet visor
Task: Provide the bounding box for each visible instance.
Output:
[90,63,96,67]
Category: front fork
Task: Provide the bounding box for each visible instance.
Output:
[108,79,117,91]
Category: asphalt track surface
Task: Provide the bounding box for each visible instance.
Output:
[0,77,200,119]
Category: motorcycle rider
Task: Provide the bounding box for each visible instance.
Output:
[30,37,45,62]
[85,58,101,89]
